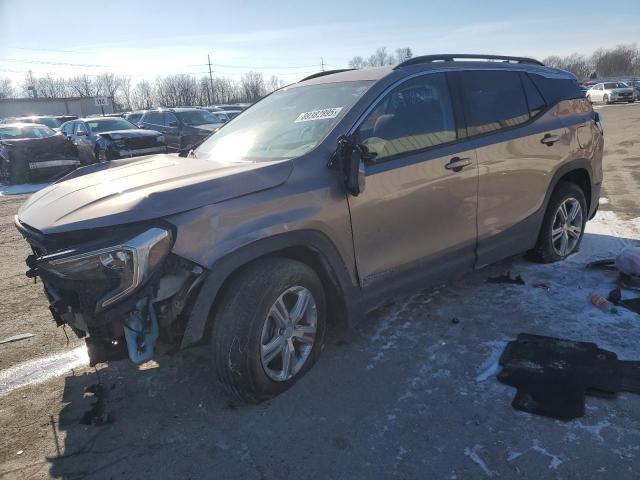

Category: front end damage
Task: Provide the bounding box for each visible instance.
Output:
[17,219,206,365]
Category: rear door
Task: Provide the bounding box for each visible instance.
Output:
[459,69,571,266]
[347,72,478,291]
[163,112,181,151]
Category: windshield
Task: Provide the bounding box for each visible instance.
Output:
[15,117,61,129]
[87,118,137,132]
[0,125,56,139]
[195,81,372,162]
[176,110,222,126]
[604,82,629,89]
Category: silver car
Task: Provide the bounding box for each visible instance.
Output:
[586,81,635,104]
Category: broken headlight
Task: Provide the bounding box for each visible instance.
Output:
[38,228,172,310]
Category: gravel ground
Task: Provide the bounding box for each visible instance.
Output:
[1,103,639,479]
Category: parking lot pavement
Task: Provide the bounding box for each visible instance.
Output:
[1,103,640,479]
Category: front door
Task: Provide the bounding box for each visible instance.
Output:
[347,72,478,291]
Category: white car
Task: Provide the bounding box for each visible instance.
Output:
[586,82,635,104]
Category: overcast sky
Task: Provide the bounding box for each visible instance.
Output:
[1,0,638,84]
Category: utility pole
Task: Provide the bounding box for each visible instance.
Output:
[207,54,214,105]
[321,57,324,71]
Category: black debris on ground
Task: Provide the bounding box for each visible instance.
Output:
[497,333,640,421]
[486,271,525,285]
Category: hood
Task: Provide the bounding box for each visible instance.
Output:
[17,154,292,234]
[97,129,161,140]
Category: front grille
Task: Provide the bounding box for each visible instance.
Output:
[125,136,159,150]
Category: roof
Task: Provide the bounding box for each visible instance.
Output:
[297,55,574,86]
[0,122,48,128]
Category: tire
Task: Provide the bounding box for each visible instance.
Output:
[586,95,592,104]
[8,157,29,184]
[528,182,587,263]
[211,257,326,403]
[603,94,609,105]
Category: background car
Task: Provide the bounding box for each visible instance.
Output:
[586,81,635,104]
[60,117,166,163]
[123,110,147,125]
[138,107,225,152]
[1,115,64,130]
[0,123,79,184]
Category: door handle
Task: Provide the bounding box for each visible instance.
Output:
[445,157,472,172]
[540,133,560,146]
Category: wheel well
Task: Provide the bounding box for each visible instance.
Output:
[557,168,591,211]
[202,246,349,342]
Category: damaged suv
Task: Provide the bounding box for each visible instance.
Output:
[16,55,603,402]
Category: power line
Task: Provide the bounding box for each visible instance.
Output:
[0,58,110,68]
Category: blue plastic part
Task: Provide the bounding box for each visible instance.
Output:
[123,306,159,364]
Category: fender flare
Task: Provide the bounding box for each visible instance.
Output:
[545,158,596,213]
[180,229,362,348]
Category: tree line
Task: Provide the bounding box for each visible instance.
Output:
[543,44,640,80]
[0,70,285,110]
[1,43,638,107]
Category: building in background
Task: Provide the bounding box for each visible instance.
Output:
[0,96,114,119]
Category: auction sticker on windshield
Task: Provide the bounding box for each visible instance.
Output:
[295,107,343,123]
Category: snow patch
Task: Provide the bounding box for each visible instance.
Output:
[476,340,508,382]
[464,445,497,477]
[532,440,563,469]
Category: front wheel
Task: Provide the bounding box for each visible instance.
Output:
[211,257,326,403]
[8,157,29,184]
[528,182,587,263]
[603,94,610,105]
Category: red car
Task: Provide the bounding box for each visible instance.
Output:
[0,123,80,184]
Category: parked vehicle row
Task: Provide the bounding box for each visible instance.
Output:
[16,54,602,403]
[0,115,78,131]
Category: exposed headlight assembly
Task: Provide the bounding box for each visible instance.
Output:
[39,228,172,310]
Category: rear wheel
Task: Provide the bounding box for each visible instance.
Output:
[211,257,326,403]
[586,95,592,104]
[603,94,610,105]
[528,182,587,263]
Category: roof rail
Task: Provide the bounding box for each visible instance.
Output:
[299,69,355,82]
[394,54,545,69]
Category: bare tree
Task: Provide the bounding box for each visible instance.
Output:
[348,56,365,69]
[395,47,413,63]
[155,74,199,107]
[267,75,284,93]
[0,77,14,99]
[36,73,69,98]
[592,44,639,77]
[117,76,133,111]
[95,72,122,102]
[240,71,266,102]
[132,80,155,109]
[68,74,96,97]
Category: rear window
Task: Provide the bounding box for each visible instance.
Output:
[0,125,56,139]
[604,82,629,89]
[461,70,530,136]
[529,74,583,104]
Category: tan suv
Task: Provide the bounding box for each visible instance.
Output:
[16,54,603,402]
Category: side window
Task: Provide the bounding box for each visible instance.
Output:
[356,73,456,161]
[144,112,159,125]
[75,122,87,134]
[461,70,530,136]
[61,123,72,135]
[521,73,546,117]
[164,112,178,126]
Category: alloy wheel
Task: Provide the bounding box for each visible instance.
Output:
[551,197,583,257]
[260,286,318,382]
